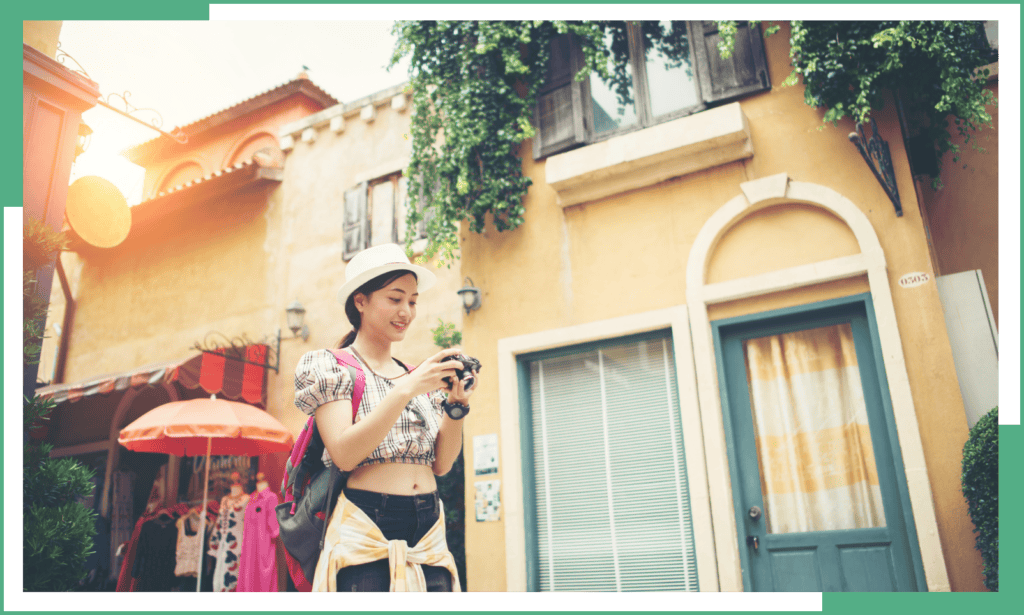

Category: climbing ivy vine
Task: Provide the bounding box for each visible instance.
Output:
[719,20,997,181]
[390,21,610,265]
[393,21,997,264]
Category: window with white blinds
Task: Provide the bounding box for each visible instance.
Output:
[524,334,699,591]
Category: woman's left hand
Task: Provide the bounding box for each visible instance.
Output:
[446,369,479,405]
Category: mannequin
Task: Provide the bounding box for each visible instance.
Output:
[254,472,269,494]
[228,472,247,498]
[208,472,249,591]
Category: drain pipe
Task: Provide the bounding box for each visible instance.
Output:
[52,253,75,385]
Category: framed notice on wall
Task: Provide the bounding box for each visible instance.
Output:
[473,433,499,476]
[474,479,501,522]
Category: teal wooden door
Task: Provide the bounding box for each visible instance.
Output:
[714,296,925,592]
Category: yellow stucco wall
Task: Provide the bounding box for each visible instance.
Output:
[46,90,463,445]
[706,203,861,284]
[61,191,272,382]
[920,76,999,326]
[24,21,62,58]
[458,22,984,591]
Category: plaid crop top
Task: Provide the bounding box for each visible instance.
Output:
[294,349,445,469]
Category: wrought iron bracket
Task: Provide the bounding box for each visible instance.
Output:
[55,41,92,80]
[96,92,188,144]
[849,117,902,217]
[54,43,187,145]
[192,329,281,373]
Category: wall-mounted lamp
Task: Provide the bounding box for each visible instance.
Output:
[285,300,310,341]
[192,298,310,374]
[456,277,482,315]
[74,121,92,161]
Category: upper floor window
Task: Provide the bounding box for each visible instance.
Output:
[533,21,770,160]
[343,173,431,260]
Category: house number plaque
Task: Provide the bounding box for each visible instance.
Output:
[898,272,930,288]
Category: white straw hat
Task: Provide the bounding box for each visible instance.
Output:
[336,243,436,306]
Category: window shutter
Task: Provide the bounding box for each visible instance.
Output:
[533,33,588,160]
[369,178,396,246]
[525,335,699,591]
[396,176,409,243]
[691,20,770,104]
[342,182,368,260]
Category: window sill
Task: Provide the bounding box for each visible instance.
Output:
[976,61,998,82]
[545,102,753,208]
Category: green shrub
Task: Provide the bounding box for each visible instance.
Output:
[23,218,97,591]
[23,217,67,272]
[962,407,998,591]
[431,319,463,350]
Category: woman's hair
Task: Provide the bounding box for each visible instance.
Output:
[336,270,418,348]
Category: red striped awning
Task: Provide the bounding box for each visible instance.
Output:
[36,345,269,408]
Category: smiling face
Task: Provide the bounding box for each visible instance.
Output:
[353,272,419,343]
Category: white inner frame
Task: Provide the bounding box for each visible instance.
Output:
[686,173,951,592]
[498,305,719,592]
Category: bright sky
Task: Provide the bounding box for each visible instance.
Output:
[61,20,410,205]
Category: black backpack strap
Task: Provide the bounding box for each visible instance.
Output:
[319,463,340,551]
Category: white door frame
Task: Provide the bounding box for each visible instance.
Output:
[685,173,950,592]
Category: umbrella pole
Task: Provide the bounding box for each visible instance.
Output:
[196,436,212,593]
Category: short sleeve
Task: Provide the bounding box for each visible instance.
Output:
[294,350,353,415]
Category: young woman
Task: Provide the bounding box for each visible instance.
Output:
[294,243,475,592]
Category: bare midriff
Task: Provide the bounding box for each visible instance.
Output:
[346,461,438,495]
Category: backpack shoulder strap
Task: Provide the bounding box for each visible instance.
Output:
[327,349,364,420]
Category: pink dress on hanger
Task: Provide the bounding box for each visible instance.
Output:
[236,487,281,592]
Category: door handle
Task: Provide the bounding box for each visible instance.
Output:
[748,505,762,521]
[746,535,759,552]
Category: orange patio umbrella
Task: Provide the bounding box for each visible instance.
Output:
[118,395,294,592]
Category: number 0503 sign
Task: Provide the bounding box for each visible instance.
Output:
[898,272,930,288]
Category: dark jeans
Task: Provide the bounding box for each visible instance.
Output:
[335,488,453,592]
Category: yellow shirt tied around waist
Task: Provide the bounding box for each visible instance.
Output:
[312,491,461,592]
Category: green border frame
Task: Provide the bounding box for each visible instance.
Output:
[712,293,925,591]
[8,2,1015,609]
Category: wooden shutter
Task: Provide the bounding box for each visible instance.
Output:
[369,178,396,246]
[533,33,589,160]
[691,20,770,104]
[525,334,700,591]
[342,182,368,260]
[396,175,413,243]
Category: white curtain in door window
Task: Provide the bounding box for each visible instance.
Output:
[743,323,885,534]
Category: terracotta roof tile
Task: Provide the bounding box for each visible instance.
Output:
[138,156,274,204]
[123,76,337,163]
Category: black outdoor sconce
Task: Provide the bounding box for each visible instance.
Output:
[457,277,482,315]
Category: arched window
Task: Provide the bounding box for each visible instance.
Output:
[157,161,204,194]
[225,133,281,168]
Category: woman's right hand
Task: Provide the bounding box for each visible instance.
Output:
[397,347,466,399]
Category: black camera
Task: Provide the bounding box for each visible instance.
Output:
[442,354,482,391]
